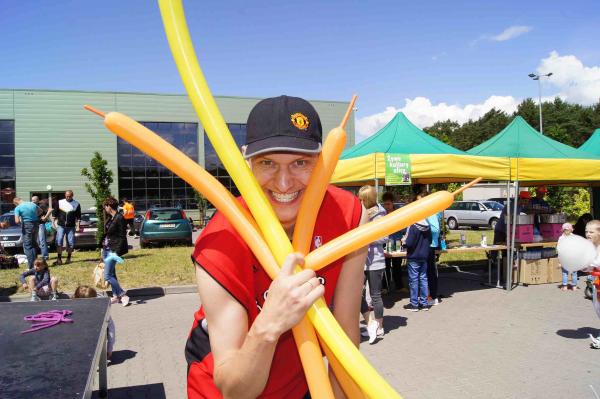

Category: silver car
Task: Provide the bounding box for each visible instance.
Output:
[0,212,55,251]
[444,200,503,230]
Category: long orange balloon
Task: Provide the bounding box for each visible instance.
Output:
[292,126,347,254]
[291,98,364,398]
[85,106,334,397]
[305,178,482,272]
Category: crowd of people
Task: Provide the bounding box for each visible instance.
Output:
[5,191,132,305]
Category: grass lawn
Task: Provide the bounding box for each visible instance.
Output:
[440,229,493,266]
[0,229,496,297]
[0,246,196,297]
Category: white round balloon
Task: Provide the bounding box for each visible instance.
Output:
[557,234,597,272]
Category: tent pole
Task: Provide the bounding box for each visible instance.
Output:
[502,180,511,289]
[509,171,520,292]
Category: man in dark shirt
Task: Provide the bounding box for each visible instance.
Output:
[32,196,51,262]
[52,190,81,265]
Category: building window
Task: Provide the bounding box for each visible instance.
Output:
[0,120,15,214]
[117,122,198,210]
[204,123,246,197]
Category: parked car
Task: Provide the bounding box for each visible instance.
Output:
[139,207,193,248]
[74,211,99,249]
[444,200,503,230]
[0,212,55,252]
[486,197,510,207]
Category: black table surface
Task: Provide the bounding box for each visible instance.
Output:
[0,297,110,398]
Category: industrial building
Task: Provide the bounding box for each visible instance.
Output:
[0,89,354,214]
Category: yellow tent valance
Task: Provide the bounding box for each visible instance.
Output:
[331,153,510,185]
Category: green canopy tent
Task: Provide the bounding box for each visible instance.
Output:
[467,116,600,290]
[578,128,600,217]
[332,112,509,185]
[342,112,465,158]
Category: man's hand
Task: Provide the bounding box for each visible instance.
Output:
[21,283,27,290]
[255,253,324,338]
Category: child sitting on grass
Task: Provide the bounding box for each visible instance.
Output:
[73,285,116,360]
[19,257,58,301]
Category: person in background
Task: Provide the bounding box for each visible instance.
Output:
[418,191,442,306]
[381,191,405,291]
[101,196,130,307]
[32,196,51,262]
[582,220,600,349]
[558,222,578,291]
[493,191,532,245]
[74,285,116,360]
[121,198,136,236]
[358,185,388,344]
[52,190,81,265]
[404,211,431,312]
[20,258,58,301]
[530,186,550,209]
[574,213,593,238]
[13,197,40,269]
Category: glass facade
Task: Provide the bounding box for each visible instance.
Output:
[117,122,198,210]
[204,123,247,197]
[0,120,15,214]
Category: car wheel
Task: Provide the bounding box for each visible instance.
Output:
[447,218,458,230]
[140,240,146,249]
[489,218,498,230]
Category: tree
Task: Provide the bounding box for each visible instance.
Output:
[81,152,114,245]
[194,189,209,226]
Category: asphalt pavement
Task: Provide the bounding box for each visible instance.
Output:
[94,269,600,399]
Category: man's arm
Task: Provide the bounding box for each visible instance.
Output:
[329,206,369,397]
[197,253,323,399]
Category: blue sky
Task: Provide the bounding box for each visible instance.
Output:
[1,0,599,139]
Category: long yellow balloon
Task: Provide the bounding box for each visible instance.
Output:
[156,2,333,397]
[158,1,401,397]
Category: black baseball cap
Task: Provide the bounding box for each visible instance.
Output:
[244,95,322,158]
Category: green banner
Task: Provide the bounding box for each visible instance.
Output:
[384,154,411,185]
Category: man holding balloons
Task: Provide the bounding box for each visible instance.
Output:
[185,96,368,398]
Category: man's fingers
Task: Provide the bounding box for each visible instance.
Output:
[304,282,325,305]
[278,252,305,278]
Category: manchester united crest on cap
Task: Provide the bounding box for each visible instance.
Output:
[290,112,309,131]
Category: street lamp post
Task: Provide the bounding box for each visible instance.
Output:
[528,72,553,134]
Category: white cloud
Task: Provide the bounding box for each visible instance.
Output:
[490,26,532,42]
[471,25,533,46]
[356,96,519,141]
[356,52,600,142]
[536,51,600,104]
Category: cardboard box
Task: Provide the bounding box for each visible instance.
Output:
[540,223,562,241]
[515,224,534,243]
[515,258,548,285]
[547,257,563,283]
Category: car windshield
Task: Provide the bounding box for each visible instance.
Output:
[0,214,18,227]
[80,213,98,223]
[148,210,183,221]
[483,201,503,211]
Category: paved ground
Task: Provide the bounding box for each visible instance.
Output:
[95,270,600,399]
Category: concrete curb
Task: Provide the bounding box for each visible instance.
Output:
[1,284,198,302]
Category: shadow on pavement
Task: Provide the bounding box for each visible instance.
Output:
[556,327,600,340]
[109,349,137,366]
[0,285,18,299]
[92,383,166,399]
